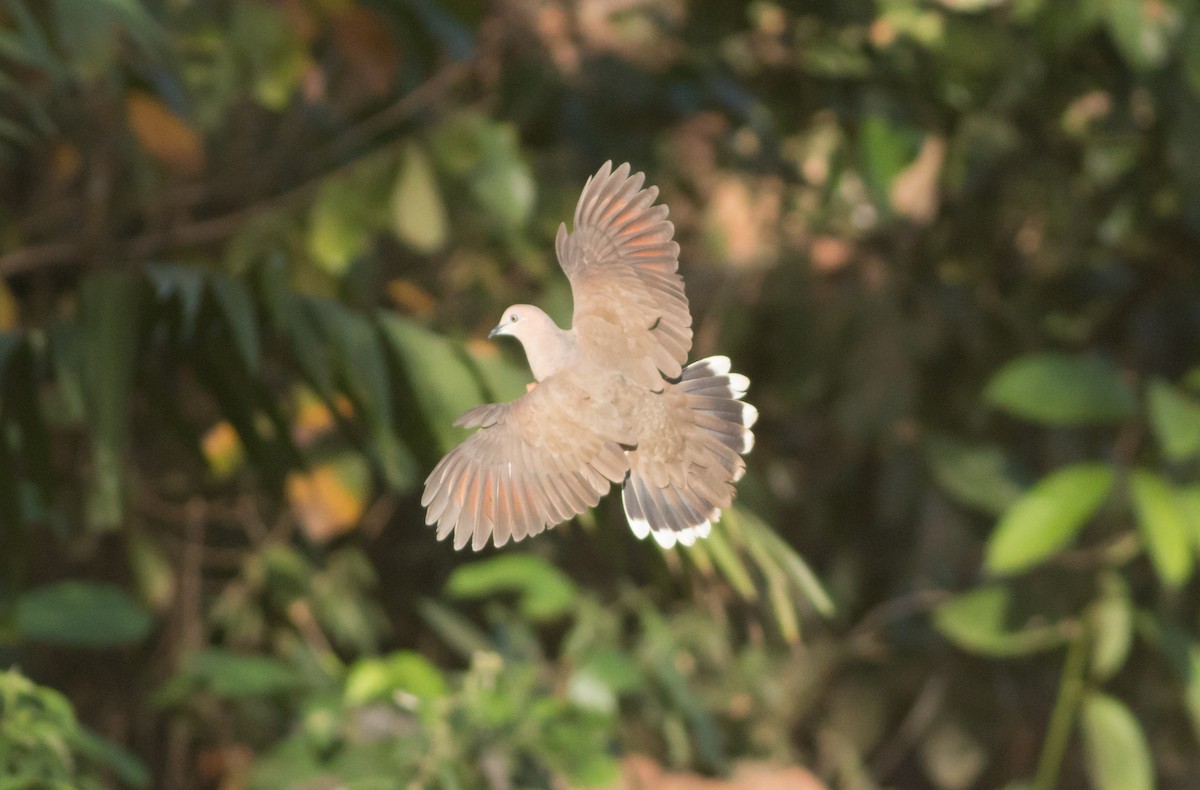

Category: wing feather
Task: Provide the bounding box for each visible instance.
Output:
[556,161,693,384]
[423,374,632,550]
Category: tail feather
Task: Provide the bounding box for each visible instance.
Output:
[622,356,756,549]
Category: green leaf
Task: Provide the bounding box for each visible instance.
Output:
[16,581,153,647]
[307,154,394,276]
[345,651,447,706]
[79,271,143,530]
[307,299,416,489]
[445,554,578,621]
[416,597,492,659]
[1080,693,1154,790]
[1186,22,1200,95]
[73,727,151,789]
[1089,574,1132,682]
[378,313,487,453]
[285,297,335,399]
[230,0,308,110]
[984,463,1114,575]
[1129,469,1193,587]
[55,0,164,80]
[1147,378,1200,461]
[431,111,535,230]
[147,264,205,341]
[859,110,922,203]
[984,353,1135,426]
[179,649,304,699]
[692,519,756,600]
[1178,485,1200,552]
[933,585,1072,657]
[1104,0,1179,71]
[391,143,448,254]
[568,650,642,715]
[465,342,531,404]
[208,273,261,374]
[924,433,1027,515]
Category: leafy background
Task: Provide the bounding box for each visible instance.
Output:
[2,0,1200,788]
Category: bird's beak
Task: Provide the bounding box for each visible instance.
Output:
[488,322,506,339]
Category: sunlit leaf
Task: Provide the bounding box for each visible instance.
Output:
[391,143,448,254]
[1129,469,1193,587]
[859,111,922,205]
[984,463,1114,575]
[1147,378,1200,461]
[692,520,755,600]
[1089,573,1132,682]
[17,581,153,647]
[307,155,393,276]
[286,454,371,544]
[125,91,205,176]
[1104,0,1180,72]
[984,353,1135,425]
[445,554,578,622]
[1080,692,1153,790]
[924,433,1027,515]
[345,651,447,705]
[918,717,987,790]
[934,585,1072,657]
[128,534,175,613]
[1178,485,1200,552]
[201,420,244,478]
[431,111,534,230]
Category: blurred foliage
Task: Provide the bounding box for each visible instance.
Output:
[2,0,1200,788]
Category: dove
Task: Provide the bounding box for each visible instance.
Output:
[421,161,757,550]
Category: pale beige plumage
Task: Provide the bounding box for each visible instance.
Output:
[422,162,757,550]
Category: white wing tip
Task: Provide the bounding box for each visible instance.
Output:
[728,373,750,398]
[698,356,731,376]
[650,522,713,549]
[652,528,677,549]
[741,402,759,429]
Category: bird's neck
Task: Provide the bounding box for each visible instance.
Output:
[523,325,576,382]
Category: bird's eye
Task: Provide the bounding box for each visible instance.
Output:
[510,314,518,322]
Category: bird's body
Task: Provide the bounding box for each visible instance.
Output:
[422,162,756,550]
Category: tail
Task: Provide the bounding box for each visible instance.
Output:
[621,356,757,549]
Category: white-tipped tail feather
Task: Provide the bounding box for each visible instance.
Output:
[622,356,756,549]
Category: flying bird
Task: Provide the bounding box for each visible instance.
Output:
[421,162,757,550]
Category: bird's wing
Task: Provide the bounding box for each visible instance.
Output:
[421,373,633,550]
[556,161,692,389]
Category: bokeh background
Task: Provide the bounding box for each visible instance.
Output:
[3,1,1200,788]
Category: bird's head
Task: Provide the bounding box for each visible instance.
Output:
[488,304,552,342]
[488,304,573,381]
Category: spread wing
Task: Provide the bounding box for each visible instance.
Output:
[555,161,692,389]
[421,375,633,550]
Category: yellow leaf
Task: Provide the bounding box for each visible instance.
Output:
[286,460,368,543]
[126,91,205,176]
[202,421,243,478]
[386,278,436,317]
